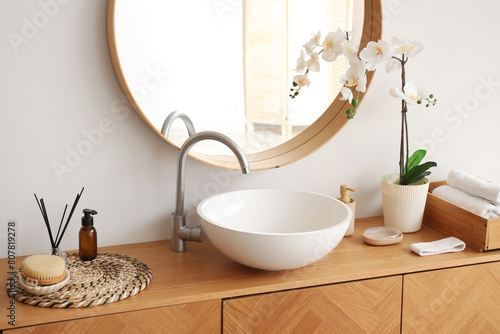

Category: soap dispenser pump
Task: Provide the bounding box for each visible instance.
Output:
[79,209,97,261]
[339,185,356,237]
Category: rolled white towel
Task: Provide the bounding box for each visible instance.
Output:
[410,237,466,256]
[447,169,500,205]
[432,185,500,219]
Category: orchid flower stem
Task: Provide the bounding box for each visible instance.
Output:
[400,54,407,184]
[400,102,405,183]
[405,107,409,172]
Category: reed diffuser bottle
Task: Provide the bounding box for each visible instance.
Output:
[79,209,97,261]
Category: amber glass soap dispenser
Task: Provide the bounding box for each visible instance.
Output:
[79,209,97,261]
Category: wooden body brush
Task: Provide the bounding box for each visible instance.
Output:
[22,254,66,286]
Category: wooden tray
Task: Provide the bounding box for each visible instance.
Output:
[423,181,500,252]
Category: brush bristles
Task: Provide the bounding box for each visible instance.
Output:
[23,254,65,280]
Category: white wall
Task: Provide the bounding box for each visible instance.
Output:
[2,0,500,256]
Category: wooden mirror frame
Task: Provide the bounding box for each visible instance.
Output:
[106,0,382,170]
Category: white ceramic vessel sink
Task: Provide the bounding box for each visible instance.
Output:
[197,189,352,271]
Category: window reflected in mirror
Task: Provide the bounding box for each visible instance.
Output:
[113,0,362,155]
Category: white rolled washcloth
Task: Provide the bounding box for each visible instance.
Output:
[447,169,500,205]
[432,185,500,219]
[410,237,466,256]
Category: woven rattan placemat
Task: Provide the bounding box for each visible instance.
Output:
[8,253,152,308]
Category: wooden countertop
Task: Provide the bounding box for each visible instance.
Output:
[2,216,500,330]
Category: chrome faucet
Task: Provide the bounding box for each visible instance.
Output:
[171,131,250,252]
[161,111,196,137]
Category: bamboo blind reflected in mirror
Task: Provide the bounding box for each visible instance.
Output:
[243,0,353,139]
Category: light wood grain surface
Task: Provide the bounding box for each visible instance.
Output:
[2,217,500,330]
[224,275,402,333]
[403,261,500,333]
[425,181,500,251]
[4,300,220,334]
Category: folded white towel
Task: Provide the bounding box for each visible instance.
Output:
[447,169,500,205]
[433,185,500,219]
[411,237,466,256]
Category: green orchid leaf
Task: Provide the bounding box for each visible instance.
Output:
[407,171,432,185]
[402,161,437,185]
[405,149,427,173]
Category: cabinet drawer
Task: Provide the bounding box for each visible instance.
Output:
[4,300,220,334]
[403,261,500,333]
[223,276,402,333]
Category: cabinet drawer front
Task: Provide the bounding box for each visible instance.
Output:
[403,261,500,333]
[223,276,402,334]
[5,300,220,334]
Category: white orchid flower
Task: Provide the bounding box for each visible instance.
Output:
[321,28,345,62]
[293,50,306,72]
[359,40,391,71]
[345,28,360,40]
[342,39,359,61]
[340,87,354,103]
[341,59,367,92]
[385,57,401,73]
[303,44,314,56]
[293,74,312,88]
[304,31,321,50]
[342,41,360,64]
[390,36,424,58]
[306,51,320,72]
[389,81,428,105]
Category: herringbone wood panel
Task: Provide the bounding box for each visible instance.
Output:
[223,276,402,333]
[403,261,500,333]
[5,299,220,334]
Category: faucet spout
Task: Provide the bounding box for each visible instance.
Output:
[161,111,196,138]
[171,131,250,252]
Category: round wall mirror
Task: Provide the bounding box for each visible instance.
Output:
[107,0,382,170]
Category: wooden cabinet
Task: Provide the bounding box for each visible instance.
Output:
[403,262,500,333]
[223,276,402,333]
[4,300,220,334]
[3,219,500,333]
[8,261,500,334]
[223,261,500,333]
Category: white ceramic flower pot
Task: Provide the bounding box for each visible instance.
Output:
[381,173,430,233]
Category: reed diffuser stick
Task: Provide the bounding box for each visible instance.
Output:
[54,204,68,247]
[41,199,56,248]
[55,187,84,248]
[34,187,85,250]
[34,195,56,248]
